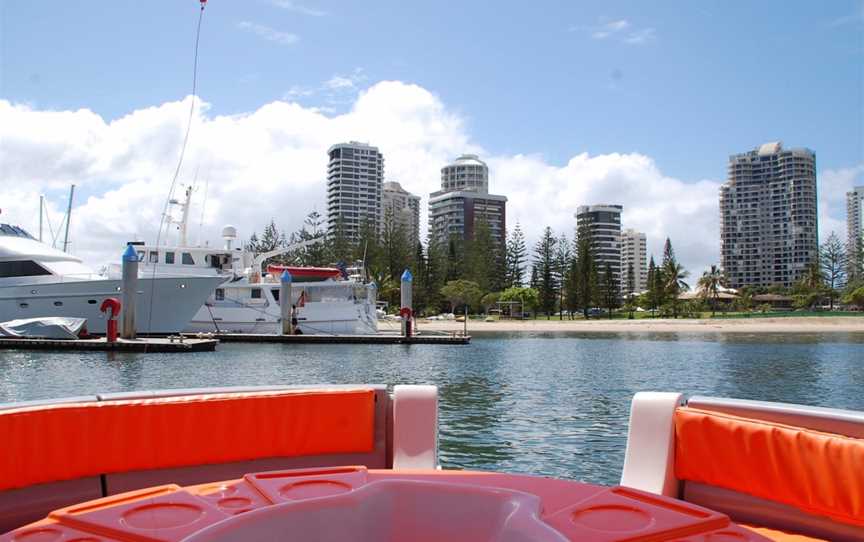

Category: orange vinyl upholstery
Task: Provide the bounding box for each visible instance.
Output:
[0,388,375,492]
[674,407,864,528]
[741,525,828,542]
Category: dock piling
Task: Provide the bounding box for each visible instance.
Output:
[280,270,293,335]
[120,244,139,339]
[400,269,413,337]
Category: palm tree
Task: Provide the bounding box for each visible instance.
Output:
[663,261,690,318]
[698,265,728,316]
[796,261,824,310]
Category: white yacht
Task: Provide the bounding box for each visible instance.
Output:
[123,234,379,335]
[113,191,379,335]
[0,224,225,334]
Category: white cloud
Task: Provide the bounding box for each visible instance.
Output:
[237,21,299,45]
[270,0,327,17]
[582,18,656,45]
[0,83,857,277]
[819,164,864,241]
[285,68,367,107]
[622,28,656,45]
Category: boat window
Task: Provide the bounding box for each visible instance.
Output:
[0,224,36,239]
[53,301,63,307]
[215,289,224,301]
[182,252,195,265]
[136,250,145,262]
[0,260,52,278]
[149,251,159,263]
[251,288,262,299]
[272,289,280,302]
[19,303,28,308]
[165,251,175,264]
[88,299,97,304]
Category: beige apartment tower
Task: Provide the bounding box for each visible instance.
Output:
[719,142,818,289]
[326,142,384,239]
[848,186,864,279]
[383,181,421,247]
[621,228,647,295]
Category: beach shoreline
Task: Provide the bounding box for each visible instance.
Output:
[407,316,864,334]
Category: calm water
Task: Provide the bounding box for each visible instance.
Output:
[1,332,862,486]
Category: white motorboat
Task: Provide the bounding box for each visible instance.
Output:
[111,189,379,335]
[0,223,225,334]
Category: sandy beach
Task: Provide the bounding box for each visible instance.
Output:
[410,316,864,334]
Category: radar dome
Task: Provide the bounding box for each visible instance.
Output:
[222,225,238,240]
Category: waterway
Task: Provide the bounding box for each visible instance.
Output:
[1,331,862,486]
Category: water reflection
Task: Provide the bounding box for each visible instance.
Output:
[439,375,514,468]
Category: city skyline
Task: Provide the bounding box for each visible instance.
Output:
[0,2,861,275]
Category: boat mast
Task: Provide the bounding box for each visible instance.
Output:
[62,184,75,253]
[179,185,192,247]
[38,194,44,242]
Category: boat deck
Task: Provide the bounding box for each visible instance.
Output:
[182,332,471,345]
[0,337,218,352]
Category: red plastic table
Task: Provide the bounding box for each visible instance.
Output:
[1,466,771,541]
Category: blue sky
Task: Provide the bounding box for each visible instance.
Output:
[2,0,861,181]
[0,1,862,272]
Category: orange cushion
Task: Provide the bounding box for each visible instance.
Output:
[741,524,828,542]
[0,388,375,491]
[674,407,864,528]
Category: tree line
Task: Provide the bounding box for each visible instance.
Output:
[247,212,864,316]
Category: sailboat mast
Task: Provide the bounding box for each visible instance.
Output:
[62,185,75,253]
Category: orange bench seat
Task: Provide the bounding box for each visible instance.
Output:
[0,388,375,492]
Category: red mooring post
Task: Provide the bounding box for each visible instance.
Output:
[100,298,121,342]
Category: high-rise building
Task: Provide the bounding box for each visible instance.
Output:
[719,142,818,289]
[620,228,647,294]
[429,154,507,247]
[383,181,421,247]
[847,186,864,279]
[326,142,384,240]
[576,204,623,287]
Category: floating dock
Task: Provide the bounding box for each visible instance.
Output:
[182,333,471,345]
[0,337,218,352]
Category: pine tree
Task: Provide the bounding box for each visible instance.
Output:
[555,234,572,319]
[564,250,581,319]
[533,227,558,318]
[413,241,429,313]
[575,225,598,318]
[505,223,528,288]
[601,263,619,318]
[425,238,448,314]
[258,219,283,253]
[659,239,689,317]
[465,219,499,294]
[820,232,848,310]
[646,255,658,316]
[381,207,412,285]
[662,237,675,268]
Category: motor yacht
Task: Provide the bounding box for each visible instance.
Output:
[112,189,379,335]
[0,223,224,334]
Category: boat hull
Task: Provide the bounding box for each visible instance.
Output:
[0,276,224,334]
[186,300,378,335]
